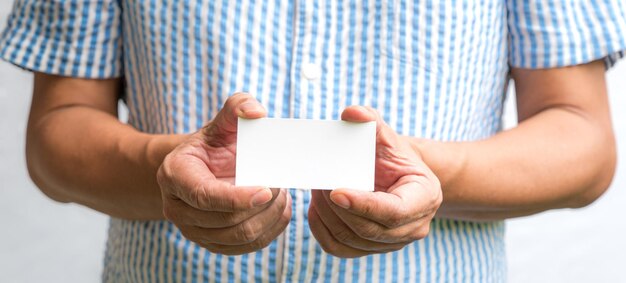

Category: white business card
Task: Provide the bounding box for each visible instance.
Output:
[235,118,375,191]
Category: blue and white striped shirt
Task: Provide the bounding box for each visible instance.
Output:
[2,1,625,282]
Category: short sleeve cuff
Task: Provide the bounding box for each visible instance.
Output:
[0,0,123,79]
[507,0,626,70]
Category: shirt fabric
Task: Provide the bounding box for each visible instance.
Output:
[1,1,625,282]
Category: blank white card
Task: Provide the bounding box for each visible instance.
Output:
[235,118,376,191]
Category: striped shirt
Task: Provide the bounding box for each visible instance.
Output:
[2,1,625,282]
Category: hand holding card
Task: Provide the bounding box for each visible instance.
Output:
[157,93,292,256]
[307,106,443,258]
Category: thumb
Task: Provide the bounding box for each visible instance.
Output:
[341,106,401,149]
[329,176,438,228]
[341,105,378,124]
[203,92,266,144]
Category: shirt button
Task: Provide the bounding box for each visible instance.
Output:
[302,63,321,80]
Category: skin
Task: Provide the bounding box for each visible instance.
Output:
[156,94,292,254]
[309,106,441,258]
[423,60,616,220]
[25,60,616,257]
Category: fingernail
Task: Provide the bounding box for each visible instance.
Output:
[330,193,351,209]
[251,188,272,206]
[240,102,260,115]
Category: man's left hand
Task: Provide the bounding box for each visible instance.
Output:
[308,106,442,258]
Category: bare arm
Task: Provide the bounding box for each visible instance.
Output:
[415,60,616,221]
[26,73,186,220]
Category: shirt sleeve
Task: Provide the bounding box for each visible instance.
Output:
[0,0,123,79]
[506,0,626,69]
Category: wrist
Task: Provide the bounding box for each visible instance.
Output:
[114,132,188,219]
[115,131,188,173]
[143,134,189,169]
[407,138,468,192]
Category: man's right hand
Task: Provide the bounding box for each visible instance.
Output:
[157,93,292,255]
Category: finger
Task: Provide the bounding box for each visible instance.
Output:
[203,92,266,142]
[342,106,409,156]
[311,190,408,251]
[308,200,372,258]
[191,192,292,255]
[340,105,378,123]
[164,188,286,228]
[179,189,289,245]
[159,153,276,212]
[329,176,440,228]
[322,190,432,243]
[340,106,388,138]
[343,106,427,191]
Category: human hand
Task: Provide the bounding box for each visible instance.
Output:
[308,106,442,258]
[157,93,292,255]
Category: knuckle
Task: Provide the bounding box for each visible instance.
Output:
[399,203,418,223]
[216,212,237,226]
[433,189,443,208]
[223,248,249,256]
[226,92,250,107]
[205,243,241,256]
[249,235,272,252]
[332,228,356,244]
[217,212,243,227]
[385,212,406,228]
[228,193,240,211]
[216,188,239,211]
[382,244,406,253]
[156,158,176,189]
[155,165,168,187]
[184,138,205,152]
[162,204,177,222]
[428,187,443,208]
[412,225,431,240]
[280,212,291,227]
[224,93,240,106]
[317,238,338,256]
[191,183,210,208]
[421,176,443,209]
[279,200,292,226]
[236,221,259,243]
[355,224,382,241]
[361,202,377,216]
[203,244,221,254]
[274,192,287,212]
[430,173,442,191]
[230,91,248,99]
[179,228,200,243]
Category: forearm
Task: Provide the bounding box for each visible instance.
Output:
[27,105,186,220]
[414,106,616,221]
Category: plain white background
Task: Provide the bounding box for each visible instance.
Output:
[0,2,624,282]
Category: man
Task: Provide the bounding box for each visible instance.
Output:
[1,0,624,282]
